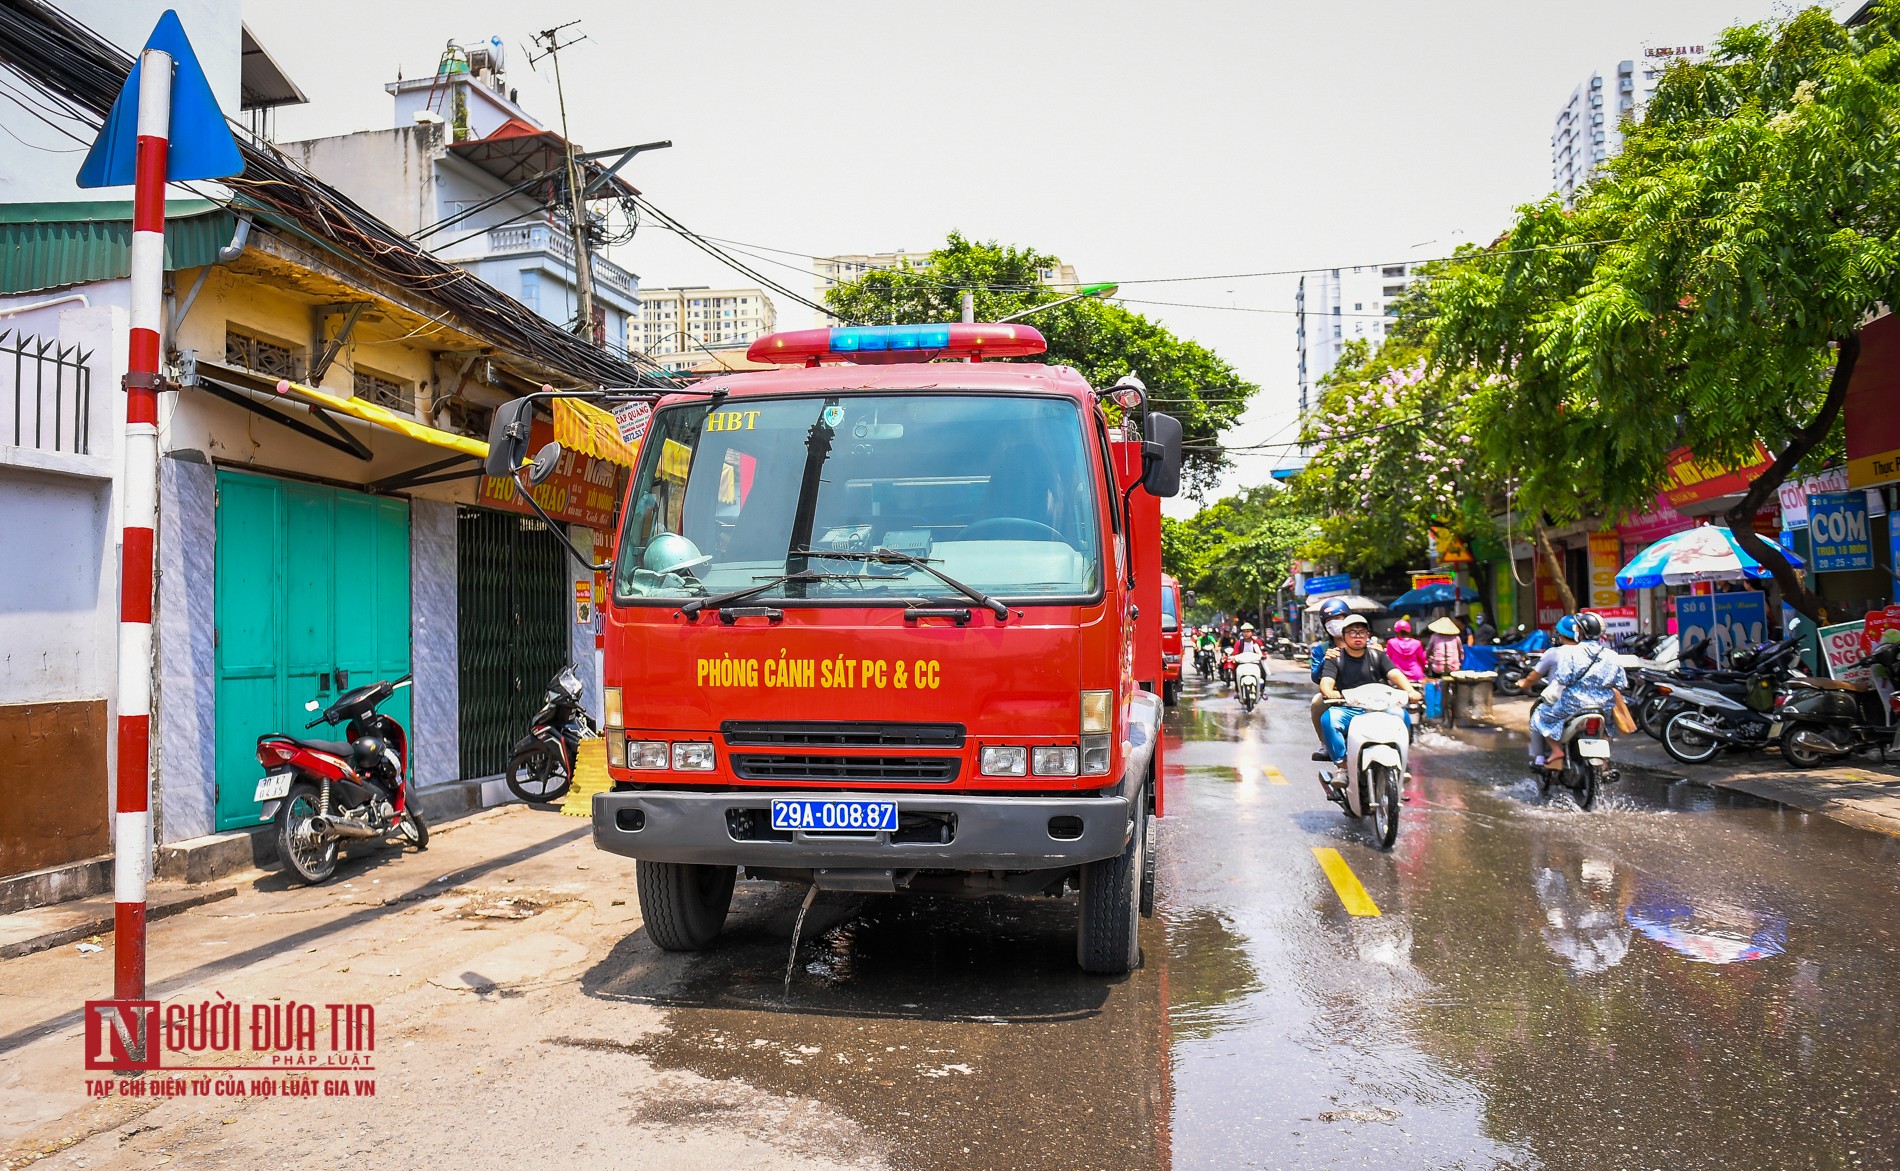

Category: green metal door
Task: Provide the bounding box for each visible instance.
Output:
[214,472,410,830]
[456,507,567,777]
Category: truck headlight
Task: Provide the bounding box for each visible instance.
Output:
[1032,746,1079,776]
[672,741,715,771]
[604,686,624,729]
[980,746,1027,776]
[1081,734,1113,776]
[630,740,670,769]
[1081,690,1113,734]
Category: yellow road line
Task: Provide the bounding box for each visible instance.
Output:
[1310,847,1381,917]
[1264,766,1288,785]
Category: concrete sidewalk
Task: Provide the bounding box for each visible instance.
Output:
[1484,692,1900,838]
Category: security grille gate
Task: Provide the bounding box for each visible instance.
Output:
[457,507,568,778]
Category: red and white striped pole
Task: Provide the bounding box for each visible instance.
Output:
[115,48,171,1003]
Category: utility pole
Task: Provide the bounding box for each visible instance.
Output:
[532,23,596,344]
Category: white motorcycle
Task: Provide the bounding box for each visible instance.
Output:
[1235,649,1265,713]
[1318,684,1411,850]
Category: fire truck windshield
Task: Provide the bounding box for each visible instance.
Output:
[614,393,1104,604]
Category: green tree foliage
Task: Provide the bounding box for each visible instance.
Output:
[1162,486,1314,621]
[823,233,1258,496]
[1292,323,1503,578]
[1432,5,1900,618]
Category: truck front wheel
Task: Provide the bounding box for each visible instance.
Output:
[1077,794,1145,974]
[636,861,736,951]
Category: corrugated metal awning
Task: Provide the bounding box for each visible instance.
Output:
[0,199,238,295]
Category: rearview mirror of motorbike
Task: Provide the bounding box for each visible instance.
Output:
[528,442,564,487]
[1140,411,1183,499]
[484,397,536,478]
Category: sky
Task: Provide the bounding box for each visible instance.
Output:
[245,0,1808,511]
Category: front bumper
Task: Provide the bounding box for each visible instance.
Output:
[592,789,1133,870]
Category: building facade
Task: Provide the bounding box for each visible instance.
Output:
[282,46,643,357]
[1552,43,1707,206]
[1294,263,1418,416]
[0,4,659,908]
[635,286,778,370]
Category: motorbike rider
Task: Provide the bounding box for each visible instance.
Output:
[1236,622,1265,654]
[1316,612,1423,763]
[1309,597,1354,747]
[1519,611,1626,771]
[1385,617,1428,682]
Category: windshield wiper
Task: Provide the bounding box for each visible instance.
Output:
[795,547,1009,620]
[678,569,850,618]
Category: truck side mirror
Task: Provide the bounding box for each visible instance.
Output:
[527,442,564,486]
[484,397,536,477]
[1140,411,1182,498]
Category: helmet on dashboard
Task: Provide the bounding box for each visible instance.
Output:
[643,532,710,576]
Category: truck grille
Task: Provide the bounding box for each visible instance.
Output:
[721,721,965,748]
[729,754,961,782]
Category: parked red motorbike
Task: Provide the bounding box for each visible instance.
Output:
[254,676,427,884]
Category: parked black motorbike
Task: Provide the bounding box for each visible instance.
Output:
[1493,649,1534,695]
[1777,640,1900,767]
[505,666,599,804]
[1653,638,1806,766]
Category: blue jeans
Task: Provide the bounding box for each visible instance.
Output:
[1321,704,1411,763]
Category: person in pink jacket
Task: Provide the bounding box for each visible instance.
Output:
[1384,617,1428,682]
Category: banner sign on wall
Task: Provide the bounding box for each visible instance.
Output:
[1618,497,1695,545]
[1846,314,1900,488]
[1818,621,1869,682]
[1675,591,1768,665]
[1587,530,1623,608]
[1590,605,1638,639]
[1807,491,1874,572]
[1534,558,1566,629]
[1660,443,1774,509]
[1304,573,1352,597]
[1777,466,1886,526]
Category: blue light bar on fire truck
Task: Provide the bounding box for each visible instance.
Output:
[745,322,1048,366]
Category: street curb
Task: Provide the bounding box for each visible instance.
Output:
[0,886,236,962]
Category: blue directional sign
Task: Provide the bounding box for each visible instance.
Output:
[1807,491,1873,572]
[1304,573,1352,597]
[77,10,242,189]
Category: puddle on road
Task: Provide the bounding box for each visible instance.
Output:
[579,682,1900,1170]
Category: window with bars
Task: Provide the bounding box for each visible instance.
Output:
[352,366,413,413]
[224,327,301,380]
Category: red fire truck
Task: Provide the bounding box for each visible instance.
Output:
[1160,573,1184,707]
[487,322,1182,973]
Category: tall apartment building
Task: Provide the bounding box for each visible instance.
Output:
[811,251,1082,326]
[1294,263,1418,416]
[1552,43,1707,206]
[637,287,778,371]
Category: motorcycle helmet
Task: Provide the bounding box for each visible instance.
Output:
[1393,618,1412,634]
[1240,622,1255,633]
[1554,614,1579,642]
[643,532,710,576]
[1573,612,1605,641]
[1319,597,1353,622]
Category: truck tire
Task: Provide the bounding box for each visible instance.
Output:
[636,861,736,951]
[1077,793,1144,974]
[1162,679,1180,707]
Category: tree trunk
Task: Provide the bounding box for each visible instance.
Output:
[1724,332,1860,624]
[1534,525,1577,613]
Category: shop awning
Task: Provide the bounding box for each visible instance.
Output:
[553,396,639,466]
[269,377,487,459]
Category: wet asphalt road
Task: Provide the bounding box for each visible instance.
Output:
[597,662,1900,1171]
